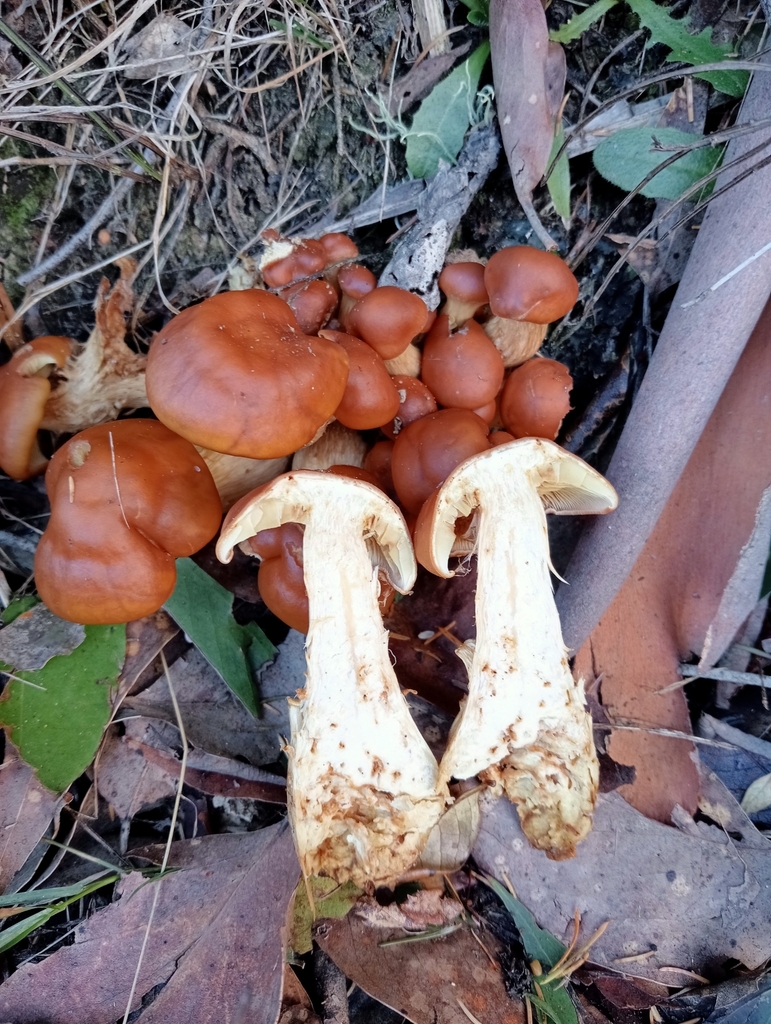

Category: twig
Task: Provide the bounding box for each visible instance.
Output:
[699,713,771,759]
[657,664,769,691]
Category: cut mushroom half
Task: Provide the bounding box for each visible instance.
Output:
[414,439,618,860]
[217,471,450,886]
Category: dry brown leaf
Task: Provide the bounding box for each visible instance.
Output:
[96,720,178,824]
[0,741,61,889]
[0,281,23,350]
[385,45,471,116]
[116,610,181,700]
[558,65,771,652]
[415,787,481,873]
[474,791,771,982]
[0,602,85,670]
[489,0,563,248]
[0,824,298,1023]
[355,890,463,931]
[573,301,771,821]
[315,910,525,1024]
[121,13,197,80]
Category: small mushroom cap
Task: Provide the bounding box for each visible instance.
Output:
[249,523,309,633]
[484,247,579,324]
[337,264,377,300]
[319,329,401,430]
[391,408,491,516]
[381,375,438,440]
[438,262,489,327]
[0,336,74,480]
[282,279,338,335]
[421,315,504,410]
[346,286,429,360]
[500,357,573,440]
[415,438,618,577]
[35,419,222,624]
[217,470,416,594]
[146,290,349,459]
[319,232,359,264]
[261,237,327,288]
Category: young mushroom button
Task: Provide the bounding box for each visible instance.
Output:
[216,471,450,886]
[414,439,617,860]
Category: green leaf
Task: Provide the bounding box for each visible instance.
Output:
[593,126,723,199]
[459,0,490,26]
[289,876,363,955]
[0,624,126,792]
[164,558,276,717]
[549,0,618,44]
[625,0,748,97]
[0,872,119,955]
[0,870,117,908]
[546,121,571,219]
[485,878,578,1024]
[1,595,39,625]
[406,41,490,179]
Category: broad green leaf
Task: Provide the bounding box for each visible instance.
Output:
[593,126,723,199]
[546,121,571,219]
[549,0,617,44]
[0,872,119,954]
[0,624,125,792]
[164,557,276,717]
[289,875,362,954]
[1,595,39,625]
[485,878,579,1024]
[406,41,490,179]
[626,0,748,97]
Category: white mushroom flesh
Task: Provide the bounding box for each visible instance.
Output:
[217,471,449,885]
[422,439,617,859]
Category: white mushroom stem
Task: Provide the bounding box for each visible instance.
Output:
[483,317,547,368]
[418,440,617,860]
[197,448,289,510]
[217,472,449,886]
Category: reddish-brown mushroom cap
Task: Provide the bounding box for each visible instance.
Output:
[146,290,349,459]
[472,398,498,424]
[261,237,327,289]
[363,439,396,498]
[249,523,309,633]
[319,233,359,264]
[0,336,74,480]
[420,315,504,411]
[346,286,429,360]
[34,419,222,624]
[500,358,573,440]
[337,264,377,332]
[484,247,579,324]
[382,375,438,440]
[438,262,489,328]
[282,278,338,335]
[320,329,401,431]
[489,429,516,446]
[391,408,491,515]
[327,464,381,488]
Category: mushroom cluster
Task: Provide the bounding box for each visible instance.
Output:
[5,229,618,881]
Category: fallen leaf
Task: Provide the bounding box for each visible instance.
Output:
[0,602,85,670]
[0,741,61,890]
[126,639,291,766]
[116,610,180,699]
[593,126,722,200]
[121,13,197,80]
[474,791,771,982]
[658,967,771,1023]
[558,67,771,653]
[315,910,525,1024]
[165,557,275,716]
[0,624,126,792]
[489,0,563,247]
[0,823,298,1024]
[415,787,480,873]
[289,875,363,955]
[96,720,178,824]
[386,45,472,116]
[741,773,771,815]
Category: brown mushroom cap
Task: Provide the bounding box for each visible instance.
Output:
[319,233,359,264]
[438,262,489,328]
[346,286,429,360]
[282,278,338,335]
[34,419,222,624]
[320,329,401,431]
[500,357,573,440]
[391,408,491,515]
[261,238,327,288]
[363,439,396,498]
[146,290,349,459]
[249,523,309,633]
[381,375,438,440]
[0,336,74,480]
[489,429,516,446]
[484,246,579,324]
[337,264,377,332]
[421,315,504,411]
